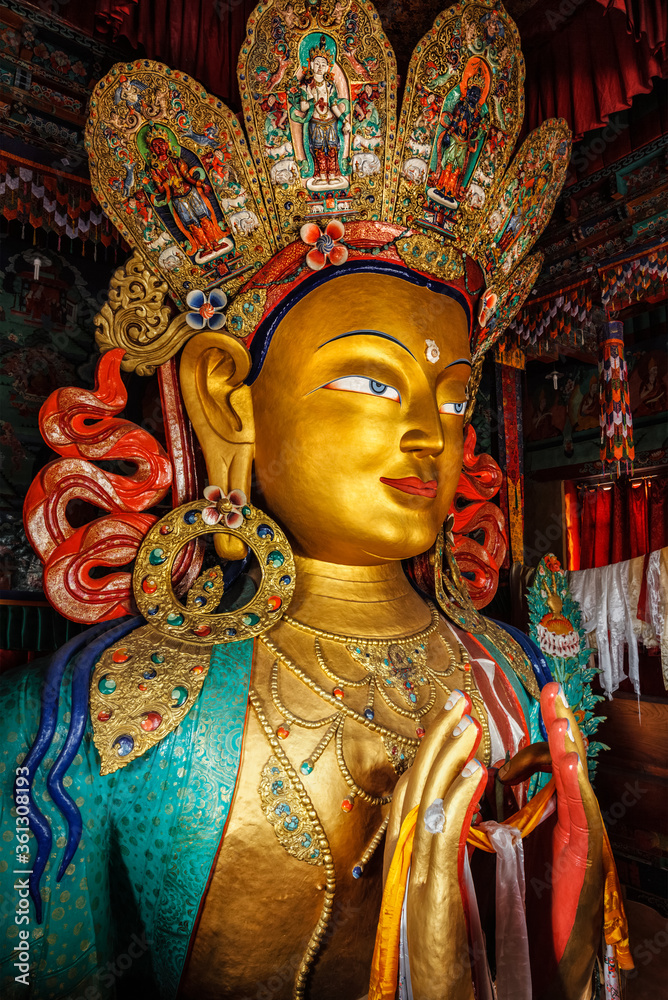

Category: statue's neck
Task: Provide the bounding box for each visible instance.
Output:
[286,556,432,638]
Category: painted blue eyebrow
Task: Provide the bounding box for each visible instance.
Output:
[317,329,417,362]
[445,358,473,369]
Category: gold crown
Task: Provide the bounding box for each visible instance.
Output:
[85,0,571,367]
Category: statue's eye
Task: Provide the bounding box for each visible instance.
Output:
[439,401,466,416]
[323,376,401,403]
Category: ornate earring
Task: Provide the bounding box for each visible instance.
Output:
[433,517,487,634]
[133,486,296,644]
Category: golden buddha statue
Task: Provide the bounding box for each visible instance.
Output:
[1,2,631,999]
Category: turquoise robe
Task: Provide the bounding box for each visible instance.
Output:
[0,640,253,1000]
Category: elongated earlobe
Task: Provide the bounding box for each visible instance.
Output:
[180,332,254,560]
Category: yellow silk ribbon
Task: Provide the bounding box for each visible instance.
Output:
[369,778,632,999]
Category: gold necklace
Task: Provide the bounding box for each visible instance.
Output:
[250,616,492,999]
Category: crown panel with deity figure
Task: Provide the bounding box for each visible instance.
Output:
[85,61,278,310]
[239,0,398,239]
[387,0,524,250]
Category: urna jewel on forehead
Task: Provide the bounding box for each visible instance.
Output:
[85,0,571,368]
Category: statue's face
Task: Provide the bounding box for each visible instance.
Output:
[311,55,329,81]
[250,272,471,565]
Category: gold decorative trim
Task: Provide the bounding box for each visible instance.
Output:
[259,756,325,865]
[94,251,195,376]
[90,624,211,775]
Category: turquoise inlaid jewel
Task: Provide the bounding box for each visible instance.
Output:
[241,613,260,627]
[241,505,252,517]
[183,510,198,524]
[271,780,284,794]
[151,653,165,664]
[300,760,313,775]
[283,815,299,831]
[257,524,274,540]
[266,550,284,568]
[149,548,166,565]
[114,734,134,756]
[98,675,116,695]
[171,685,188,707]
[167,613,184,626]
[302,833,312,848]
[275,802,290,816]
[203,580,215,591]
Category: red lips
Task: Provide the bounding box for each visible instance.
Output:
[380,476,438,498]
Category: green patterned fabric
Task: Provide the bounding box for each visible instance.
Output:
[0,640,253,999]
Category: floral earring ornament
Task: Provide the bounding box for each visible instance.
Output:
[132,488,296,643]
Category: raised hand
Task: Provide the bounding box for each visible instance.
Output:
[499,682,604,1000]
[383,690,487,1000]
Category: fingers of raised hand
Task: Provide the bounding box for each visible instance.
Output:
[400,689,473,825]
[411,713,483,886]
[385,690,473,875]
[549,717,594,854]
[540,682,587,767]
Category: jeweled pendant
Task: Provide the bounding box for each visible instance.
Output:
[276,724,290,740]
[300,760,313,775]
[341,797,354,812]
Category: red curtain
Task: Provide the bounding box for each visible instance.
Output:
[574,475,668,570]
[93,0,258,109]
[522,1,667,137]
[57,0,667,133]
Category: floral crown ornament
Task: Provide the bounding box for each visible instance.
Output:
[85,0,572,372]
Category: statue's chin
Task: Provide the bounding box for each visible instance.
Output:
[281,519,440,567]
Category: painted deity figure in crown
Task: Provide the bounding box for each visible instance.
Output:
[429,59,491,209]
[1,3,632,1000]
[289,32,352,189]
[141,125,232,261]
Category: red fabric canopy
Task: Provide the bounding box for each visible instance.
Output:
[77,0,667,136]
[524,0,667,138]
[94,0,256,110]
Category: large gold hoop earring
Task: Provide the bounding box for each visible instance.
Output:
[133,487,296,644]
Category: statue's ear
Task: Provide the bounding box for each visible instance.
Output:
[180,331,254,560]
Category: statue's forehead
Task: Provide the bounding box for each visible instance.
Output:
[274,272,470,350]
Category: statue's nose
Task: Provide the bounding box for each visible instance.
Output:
[399,401,445,458]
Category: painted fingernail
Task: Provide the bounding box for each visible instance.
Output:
[566,722,576,743]
[444,689,465,712]
[452,714,473,737]
[558,685,569,709]
[461,759,481,778]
